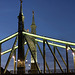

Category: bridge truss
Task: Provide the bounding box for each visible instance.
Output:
[0,31,75,74]
[0,0,75,74]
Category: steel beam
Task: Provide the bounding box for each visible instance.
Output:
[66,45,69,73]
[35,39,75,50]
[4,36,18,74]
[68,45,75,53]
[43,40,46,74]
[46,40,64,73]
[23,32,75,46]
[56,47,67,67]
[1,39,75,56]
[14,49,16,74]
[1,42,27,55]
[53,46,56,73]
[69,46,75,72]
[0,32,18,44]
[0,44,1,75]
[37,43,51,73]
[73,54,75,72]
[24,48,29,61]
[56,47,70,72]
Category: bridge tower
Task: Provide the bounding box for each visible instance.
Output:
[30,11,37,73]
[17,0,25,74]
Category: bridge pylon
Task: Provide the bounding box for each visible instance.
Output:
[17,0,25,74]
[30,11,38,74]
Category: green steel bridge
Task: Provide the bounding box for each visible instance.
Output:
[0,0,75,74]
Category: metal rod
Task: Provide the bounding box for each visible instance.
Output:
[68,45,75,72]
[68,45,75,53]
[24,48,29,61]
[46,40,64,73]
[0,44,1,75]
[14,49,16,74]
[43,40,46,74]
[37,43,51,73]
[56,47,67,67]
[0,32,18,44]
[53,46,56,73]
[56,47,71,72]
[73,54,75,72]
[1,42,27,55]
[4,36,18,74]
[35,39,75,51]
[66,45,69,73]
[24,35,41,73]
[23,32,75,46]
[1,39,75,56]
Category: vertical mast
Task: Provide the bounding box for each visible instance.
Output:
[17,0,25,74]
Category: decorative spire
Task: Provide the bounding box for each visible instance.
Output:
[19,0,23,15]
[20,0,22,3]
[31,11,36,34]
[32,11,35,25]
[18,0,24,31]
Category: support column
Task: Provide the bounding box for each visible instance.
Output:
[46,40,64,73]
[17,0,25,74]
[17,29,25,74]
[37,43,51,73]
[66,45,69,73]
[4,36,18,74]
[14,50,16,74]
[54,46,56,73]
[0,44,1,75]
[73,53,75,72]
[43,40,46,74]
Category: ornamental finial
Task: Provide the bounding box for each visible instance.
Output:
[32,11,34,15]
[20,0,22,3]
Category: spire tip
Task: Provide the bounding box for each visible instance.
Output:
[20,0,22,3]
[32,11,34,15]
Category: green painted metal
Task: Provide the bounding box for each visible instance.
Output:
[66,45,69,73]
[37,43,51,73]
[0,44,1,75]
[73,54,75,72]
[1,42,27,55]
[23,32,75,46]
[4,36,18,74]
[24,48,29,61]
[1,46,18,55]
[2,38,75,56]
[43,40,46,74]
[46,40,64,73]
[35,39,75,50]
[53,46,56,73]
[0,32,18,44]
[14,49,16,74]
[56,47,67,67]
[56,47,70,72]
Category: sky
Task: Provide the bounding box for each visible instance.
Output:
[0,0,75,72]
